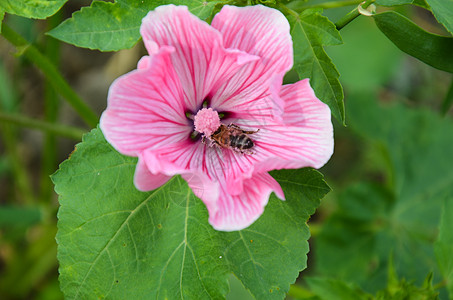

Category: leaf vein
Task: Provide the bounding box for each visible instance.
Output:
[72,177,175,298]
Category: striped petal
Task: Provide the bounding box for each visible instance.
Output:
[100,47,191,157]
[140,5,258,113]
[253,79,334,173]
[210,5,293,120]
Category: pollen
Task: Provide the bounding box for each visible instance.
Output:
[194,108,221,136]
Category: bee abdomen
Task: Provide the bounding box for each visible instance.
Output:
[230,134,254,150]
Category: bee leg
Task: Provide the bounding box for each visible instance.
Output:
[202,135,215,147]
[242,128,259,134]
[227,123,240,129]
[233,147,254,155]
[228,123,259,134]
[206,137,220,148]
[242,149,255,155]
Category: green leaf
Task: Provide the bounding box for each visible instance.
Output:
[373,11,453,73]
[47,0,221,51]
[48,1,140,52]
[375,0,413,5]
[0,10,4,33]
[0,0,67,19]
[305,274,438,300]
[425,0,453,34]
[226,274,254,300]
[287,10,345,125]
[375,272,439,299]
[52,128,330,299]
[326,16,402,92]
[434,198,453,296]
[305,277,371,300]
[375,0,429,8]
[315,95,453,292]
[413,0,430,8]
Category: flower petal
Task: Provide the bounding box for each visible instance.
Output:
[141,139,254,186]
[100,47,190,157]
[137,56,151,69]
[134,157,171,191]
[253,79,334,172]
[139,130,285,231]
[182,172,220,216]
[139,132,257,196]
[140,5,258,112]
[219,72,285,126]
[211,5,292,73]
[209,172,284,231]
[141,144,222,213]
[210,5,293,116]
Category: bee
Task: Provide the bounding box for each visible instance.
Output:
[208,123,259,154]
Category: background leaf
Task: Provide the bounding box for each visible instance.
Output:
[304,273,439,299]
[0,10,4,32]
[375,0,429,8]
[441,79,453,115]
[305,277,371,300]
[325,16,402,93]
[287,10,344,124]
[47,0,222,51]
[375,0,414,5]
[0,0,67,19]
[315,95,453,293]
[434,198,453,297]
[373,11,453,73]
[425,0,453,34]
[52,128,330,299]
[0,206,41,227]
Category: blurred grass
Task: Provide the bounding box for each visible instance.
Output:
[0,12,63,300]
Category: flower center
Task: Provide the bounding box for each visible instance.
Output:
[193,108,221,137]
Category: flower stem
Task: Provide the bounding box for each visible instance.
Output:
[277,3,300,18]
[40,12,62,203]
[290,0,365,10]
[335,0,376,30]
[0,112,85,140]
[441,77,453,116]
[1,24,98,127]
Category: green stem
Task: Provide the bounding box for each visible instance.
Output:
[40,12,62,203]
[295,0,365,10]
[335,0,375,30]
[1,24,98,127]
[277,3,300,18]
[441,76,453,116]
[0,112,85,140]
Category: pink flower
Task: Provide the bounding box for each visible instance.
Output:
[100,5,333,231]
